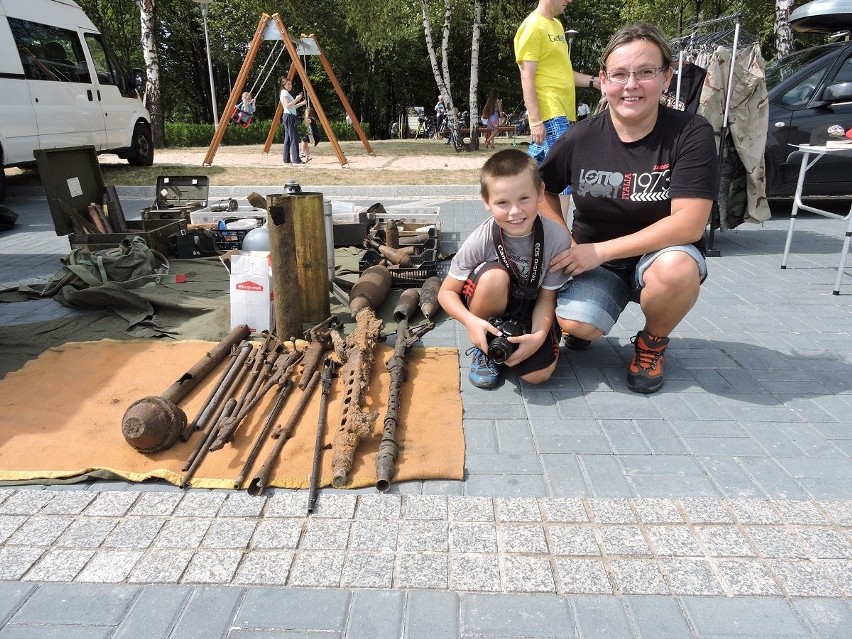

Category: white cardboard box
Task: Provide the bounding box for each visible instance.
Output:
[222,250,274,333]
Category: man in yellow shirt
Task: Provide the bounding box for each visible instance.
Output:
[514,0,599,225]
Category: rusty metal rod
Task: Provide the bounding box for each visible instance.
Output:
[181,341,252,441]
[180,399,236,488]
[308,357,338,514]
[247,370,321,496]
[233,379,294,490]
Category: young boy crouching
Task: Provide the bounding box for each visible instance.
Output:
[438,149,571,389]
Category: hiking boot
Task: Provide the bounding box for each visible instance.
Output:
[627,330,670,394]
[465,346,500,389]
[562,334,591,351]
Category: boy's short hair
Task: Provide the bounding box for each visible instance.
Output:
[480,149,542,200]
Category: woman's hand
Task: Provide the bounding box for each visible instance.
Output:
[549,242,605,277]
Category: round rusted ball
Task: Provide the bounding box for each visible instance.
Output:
[121,396,185,453]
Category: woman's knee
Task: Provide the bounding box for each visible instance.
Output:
[643,251,700,289]
[556,317,602,341]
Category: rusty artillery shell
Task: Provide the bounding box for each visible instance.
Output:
[418,276,441,319]
[349,265,391,317]
[385,219,399,249]
[393,288,420,322]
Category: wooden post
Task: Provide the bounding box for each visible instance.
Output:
[267,193,303,341]
[310,35,373,155]
[203,14,270,166]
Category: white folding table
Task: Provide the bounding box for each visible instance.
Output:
[781,143,852,294]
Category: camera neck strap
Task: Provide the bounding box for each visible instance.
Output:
[491,215,544,300]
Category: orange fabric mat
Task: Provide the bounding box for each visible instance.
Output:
[0,340,463,490]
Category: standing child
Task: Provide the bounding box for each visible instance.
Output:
[300,106,320,161]
[438,149,571,389]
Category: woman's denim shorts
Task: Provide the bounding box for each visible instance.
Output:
[555,245,707,334]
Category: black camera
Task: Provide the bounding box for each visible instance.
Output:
[486,316,526,364]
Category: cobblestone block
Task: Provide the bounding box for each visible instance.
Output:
[233,550,294,585]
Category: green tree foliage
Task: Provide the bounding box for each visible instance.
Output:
[76,0,828,142]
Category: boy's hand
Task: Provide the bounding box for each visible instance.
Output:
[503,330,546,367]
[467,316,502,354]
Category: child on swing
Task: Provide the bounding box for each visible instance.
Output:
[232,91,255,126]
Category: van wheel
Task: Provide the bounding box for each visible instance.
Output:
[0,156,6,204]
[127,123,154,166]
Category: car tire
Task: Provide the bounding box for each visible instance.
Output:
[127,123,154,166]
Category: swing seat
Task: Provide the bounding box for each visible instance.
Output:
[229,105,253,128]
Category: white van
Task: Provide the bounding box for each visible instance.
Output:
[0,0,153,202]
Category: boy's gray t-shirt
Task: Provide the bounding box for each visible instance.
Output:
[447,214,571,290]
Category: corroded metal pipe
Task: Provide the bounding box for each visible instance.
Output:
[289,187,330,323]
[267,193,303,342]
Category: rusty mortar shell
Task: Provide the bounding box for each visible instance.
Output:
[393,288,421,322]
[348,265,391,317]
[418,276,442,319]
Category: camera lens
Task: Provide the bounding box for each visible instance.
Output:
[487,334,514,364]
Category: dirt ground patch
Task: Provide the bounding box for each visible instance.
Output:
[8,136,527,188]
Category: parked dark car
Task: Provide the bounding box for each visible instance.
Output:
[765,40,852,198]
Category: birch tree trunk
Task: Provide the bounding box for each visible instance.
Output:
[420,0,452,109]
[774,0,795,59]
[440,1,453,106]
[468,0,483,150]
[134,0,165,147]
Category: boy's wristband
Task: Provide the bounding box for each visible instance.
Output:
[529,120,543,127]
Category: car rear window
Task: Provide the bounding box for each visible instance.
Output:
[765,43,843,89]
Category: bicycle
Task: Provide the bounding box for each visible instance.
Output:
[445,113,466,152]
[414,115,436,140]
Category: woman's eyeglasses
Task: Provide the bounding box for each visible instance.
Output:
[604,66,668,84]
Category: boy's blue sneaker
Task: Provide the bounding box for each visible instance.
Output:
[465,346,500,389]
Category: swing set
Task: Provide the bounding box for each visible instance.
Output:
[204,13,372,167]
[228,38,284,128]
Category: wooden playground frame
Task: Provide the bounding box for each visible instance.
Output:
[203,13,372,167]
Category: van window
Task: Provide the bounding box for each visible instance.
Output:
[8,17,91,84]
[85,33,133,97]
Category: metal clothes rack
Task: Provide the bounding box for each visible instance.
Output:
[671,13,758,256]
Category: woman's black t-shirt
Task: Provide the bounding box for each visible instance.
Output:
[539,105,718,271]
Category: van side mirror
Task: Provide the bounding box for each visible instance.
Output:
[823,81,852,102]
[133,69,144,91]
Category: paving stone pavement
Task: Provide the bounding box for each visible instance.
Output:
[0,185,850,637]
